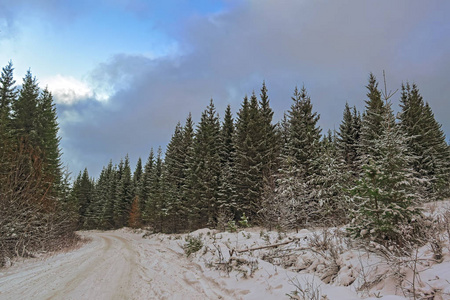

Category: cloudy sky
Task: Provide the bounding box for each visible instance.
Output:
[1,0,449,178]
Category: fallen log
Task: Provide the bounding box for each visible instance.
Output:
[236,238,300,253]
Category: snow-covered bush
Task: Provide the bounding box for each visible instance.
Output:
[183,234,204,257]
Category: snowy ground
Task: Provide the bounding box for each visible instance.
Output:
[0,201,449,300]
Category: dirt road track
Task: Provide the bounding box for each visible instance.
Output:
[0,231,233,300]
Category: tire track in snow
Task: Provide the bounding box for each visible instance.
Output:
[0,231,234,300]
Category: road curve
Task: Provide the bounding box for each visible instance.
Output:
[0,231,233,300]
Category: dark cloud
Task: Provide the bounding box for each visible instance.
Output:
[58,0,450,177]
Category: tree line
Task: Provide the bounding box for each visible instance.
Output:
[71,74,450,246]
[0,62,76,265]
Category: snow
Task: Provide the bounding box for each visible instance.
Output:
[0,200,449,299]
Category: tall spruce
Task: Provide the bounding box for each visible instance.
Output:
[233,93,265,220]
[349,100,422,244]
[133,157,143,197]
[13,70,40,145]
[337,103,361,174]
[119,155,133,227]
[218,105,236,213]
[359,73,385,160]
[258,82,279,179]
[73,168,95,228]
[190,99,221,228]
[271,86,322,227]
[164,122,187,232]
[112,156,133,227]
[284,86,322,177]
[422,103,450,197]
[99,161,116,229]
[37,88,62,188]
[146,147,164,231]
[140,149,154,223]
[0,62,17,182]
[308,142,350,225]
[399,83,450,198]
[0,61,16,136]
[181,113,197,229]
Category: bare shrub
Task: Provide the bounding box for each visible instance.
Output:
[287,276,326,300]
[0,140,77,266]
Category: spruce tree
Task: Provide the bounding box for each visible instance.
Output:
[85,174,104,229]
[117,155,133,227]
[258,82,279,179]
[399,83,450,198]
[182,114,198,229]
[359,73,385,160]
[337,103,361,175]
[99,161,116,229]
[75,168,95,228]
[308,144,350,225]
[12,70,40,145]
[284,86,322,177]
[233,94,264,220]
[140,149,154,223]
[146,147,164,231]
[37,88,62,188]
[217,105,236,214]
[164,122,187,232]
[0,61,16,136]
[190,99,221,227]
[349,97,422,245]
[264,156,306,231]
[269,86,322,227]
[133,157,143,198]
[0,61,17,184]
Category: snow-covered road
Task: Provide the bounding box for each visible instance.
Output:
[3,223,447,300]
[0,231,233,300]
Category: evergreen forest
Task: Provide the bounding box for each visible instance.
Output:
[1,61,450,264]
[70,73,450,246]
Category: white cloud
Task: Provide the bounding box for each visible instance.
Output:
[41,75,95,105]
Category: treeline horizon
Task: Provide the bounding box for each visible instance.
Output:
[71,73,450,246]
